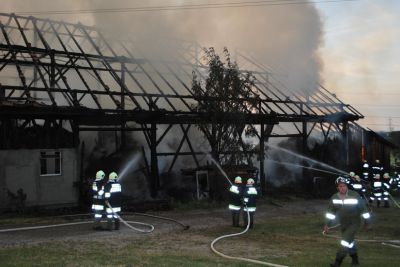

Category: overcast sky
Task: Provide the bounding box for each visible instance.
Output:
[316,0,400,132]
[1,0,399,132]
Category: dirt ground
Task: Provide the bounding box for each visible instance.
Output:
[0,198,328,248]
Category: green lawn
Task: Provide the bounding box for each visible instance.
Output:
[0,204,399,266]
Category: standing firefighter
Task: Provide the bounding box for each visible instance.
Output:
[324,177,371,267]
[228,176,243,227]
[243,178,258,229]
[105,172,122,230]
[382,173,391,208]
[361,160,370,183]
[348,172,367,200]
[92,170,106,230]
[370,173,383,207]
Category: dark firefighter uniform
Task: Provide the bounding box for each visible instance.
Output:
[229,176,243,227]
[92,170,106,230]
[370,175,384,207]
[243,178,258,229]
[105,172,122,230]
[371,159,384,180]
[348,173,367,200]
[382,173,391,208]
[325,177,370,267]
[361,161,370,183]
[390,173,400,191]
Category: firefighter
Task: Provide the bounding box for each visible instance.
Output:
[390,172,400,191]
[228,176,243,227]
[324,177,371,267]
[361,160,370,183]
[348,172,367,200]
[371,159,384,180]
[105,172,122,230]
[92,170,106,230]
[382,173,391,208]
[370,173,383,207]
[243,178,258,229]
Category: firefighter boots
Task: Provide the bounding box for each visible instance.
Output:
[115,218,120,230]
[350,253,359,266]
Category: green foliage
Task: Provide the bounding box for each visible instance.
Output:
[191,47,260,165]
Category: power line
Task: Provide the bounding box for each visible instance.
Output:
[11,0,362,15]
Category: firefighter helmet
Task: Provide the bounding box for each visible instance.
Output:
[234,176,242,184]
[109,172,118,181]
[95,170,105,181]
[383,173,389,179]
[335,176,347,185]
[349,171,355,177]
[247,178,255,185]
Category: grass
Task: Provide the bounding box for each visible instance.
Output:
[0,202,399,266]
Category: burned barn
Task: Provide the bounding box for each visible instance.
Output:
[0,13,381,209]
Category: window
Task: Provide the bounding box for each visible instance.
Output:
[40,151,62,176]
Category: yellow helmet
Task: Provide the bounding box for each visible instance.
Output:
[109,172,118,181]
[95,170,105,181]
[234,176,242,184]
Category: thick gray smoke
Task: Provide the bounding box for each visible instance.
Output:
[3,0,324,94]
[91,0,324,92]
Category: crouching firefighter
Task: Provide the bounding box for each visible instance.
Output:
[324,177,371,267]
[229,176,243,227]
[105,172,122,230]
[92,170,106,230]
[243,178,258,229]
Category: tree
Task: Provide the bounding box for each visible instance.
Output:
[191,47,259,165]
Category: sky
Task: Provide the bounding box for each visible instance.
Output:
[1,0,399,132]
[316,0,400,132]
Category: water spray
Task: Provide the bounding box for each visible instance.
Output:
[266,159,343,176]
[266,143,348,176]
[118,153,141,182]
[206,154,232,186]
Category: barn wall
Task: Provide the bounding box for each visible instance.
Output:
[0,148,79,210]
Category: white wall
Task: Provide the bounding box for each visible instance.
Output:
[0,148,79,209]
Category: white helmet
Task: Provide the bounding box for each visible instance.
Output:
[335,176,347,185]
[95,170,105,181]
[247,178,255,185]
[234,176,242,184]
[109,172,118,181]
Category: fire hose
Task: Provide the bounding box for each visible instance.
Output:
[0,221,93,233]
[388,192,400,208]
[0,203,154,234]
[125,212,190,230]
[105,200,154,233]
[322,224,400,249]
[210,204,289,267]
